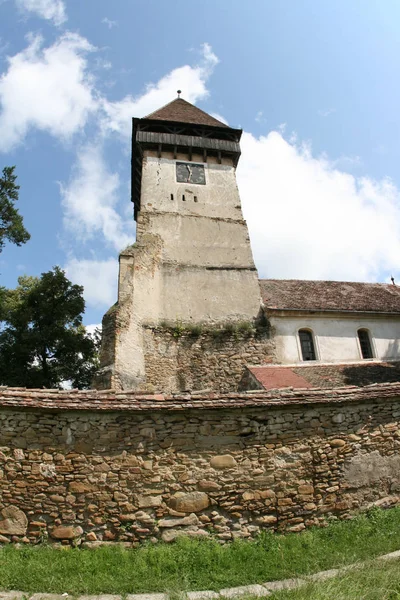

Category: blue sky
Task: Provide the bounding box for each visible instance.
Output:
[1,0,400,326]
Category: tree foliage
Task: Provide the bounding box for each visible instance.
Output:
[0,267,100,389]
[0,166,30,252]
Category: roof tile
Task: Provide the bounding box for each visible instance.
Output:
[0,381,399,411]
[249,361,400,390]
[260,279,400,314]
[145,98,229,128]
[248,366,313,390]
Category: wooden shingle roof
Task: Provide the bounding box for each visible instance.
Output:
[145,98,228,128]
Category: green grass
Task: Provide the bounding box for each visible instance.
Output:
[1,508,400,594]
[268,559,400,599]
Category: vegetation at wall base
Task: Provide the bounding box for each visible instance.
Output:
[1,507,400,594]
[155,320,260,339]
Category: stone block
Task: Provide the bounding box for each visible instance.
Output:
[210,455,237,469]
[50,525,83,540]
[187,591,220,600]
[78,596,122,600]
[30,595,73,600]
[69,482,93,494]
[136,495,162,508]
[298,485,314,495]
[0,507,28,536]
[126,595,167,600]
[158,513,199,528]
[330,439,346,448]
[169,492,209,513]
[264,578,306,592]
[198,480,221,492]
[219,584,269,598]
[161,528,209,543]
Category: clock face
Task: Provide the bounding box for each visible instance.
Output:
[176,162,206,185]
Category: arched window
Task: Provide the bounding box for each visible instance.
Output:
[299,329,316,361]
[358,329,374,359]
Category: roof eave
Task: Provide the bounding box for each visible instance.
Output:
[264,307,400,318]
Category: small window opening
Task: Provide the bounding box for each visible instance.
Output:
[194,196,198,202]
[170,193,174,201]
[182,194,186,201]
[358,329,374,359]
[299,329,316,361]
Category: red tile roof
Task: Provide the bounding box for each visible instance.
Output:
[144,98,229,128]
[248,366,313,390]
[260,279,400,314]
[248,361,400,390]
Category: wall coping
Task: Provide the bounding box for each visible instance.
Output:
[0,382,400,412]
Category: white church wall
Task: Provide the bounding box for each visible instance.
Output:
[270,314,400,364]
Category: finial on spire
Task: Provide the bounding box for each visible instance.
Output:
[177,89,182,98]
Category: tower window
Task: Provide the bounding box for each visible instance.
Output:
[358,329,374,359]
[170,193,174,200]
[194,196,198,202]
[299,329,316,361]
[182,194,186,201]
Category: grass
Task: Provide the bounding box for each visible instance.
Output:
[1,507,400,594]
[268,559,400,599]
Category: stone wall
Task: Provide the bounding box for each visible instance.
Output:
[142,326,274,392]
[0,384,400,546]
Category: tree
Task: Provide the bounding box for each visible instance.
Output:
[0,267,99,389]
[0,166,30,252]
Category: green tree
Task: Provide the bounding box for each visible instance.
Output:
[0,267,99,389]
[0,166,30,252]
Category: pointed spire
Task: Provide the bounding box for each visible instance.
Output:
[144,97,228,128]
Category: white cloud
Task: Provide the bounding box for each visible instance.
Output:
[15,0,66,25]
[238,130,400,283]
[318,108,336,117]
[255,110,265,123]
[210,112,228,125]
[102,17,117,29]
[65,257,118,308]
[0,32,96,151]
[101,42,218,137]
[60,142,133,251]
[85,323,101,335]
[58,42,217,307]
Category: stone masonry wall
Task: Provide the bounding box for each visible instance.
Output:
[143,327,274,392]
[1,385,400,546]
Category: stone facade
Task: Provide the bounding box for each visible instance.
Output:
[1,384,400,545]
[142,326,274,393]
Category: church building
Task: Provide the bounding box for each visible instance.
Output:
[95,96,400,392]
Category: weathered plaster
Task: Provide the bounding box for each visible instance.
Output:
[97,149,262,390]
[270,314,400,364]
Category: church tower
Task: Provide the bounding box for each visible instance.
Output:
[96,95,264,391]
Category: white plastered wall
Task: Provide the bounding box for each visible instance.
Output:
[111,150,262,389]
[270,314,400,364]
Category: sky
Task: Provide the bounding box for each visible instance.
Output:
[1,0,400,327]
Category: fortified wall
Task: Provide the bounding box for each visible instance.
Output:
[1,383,400,545]
[99,313,274,393]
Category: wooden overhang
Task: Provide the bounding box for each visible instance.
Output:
[131,117,242,220]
